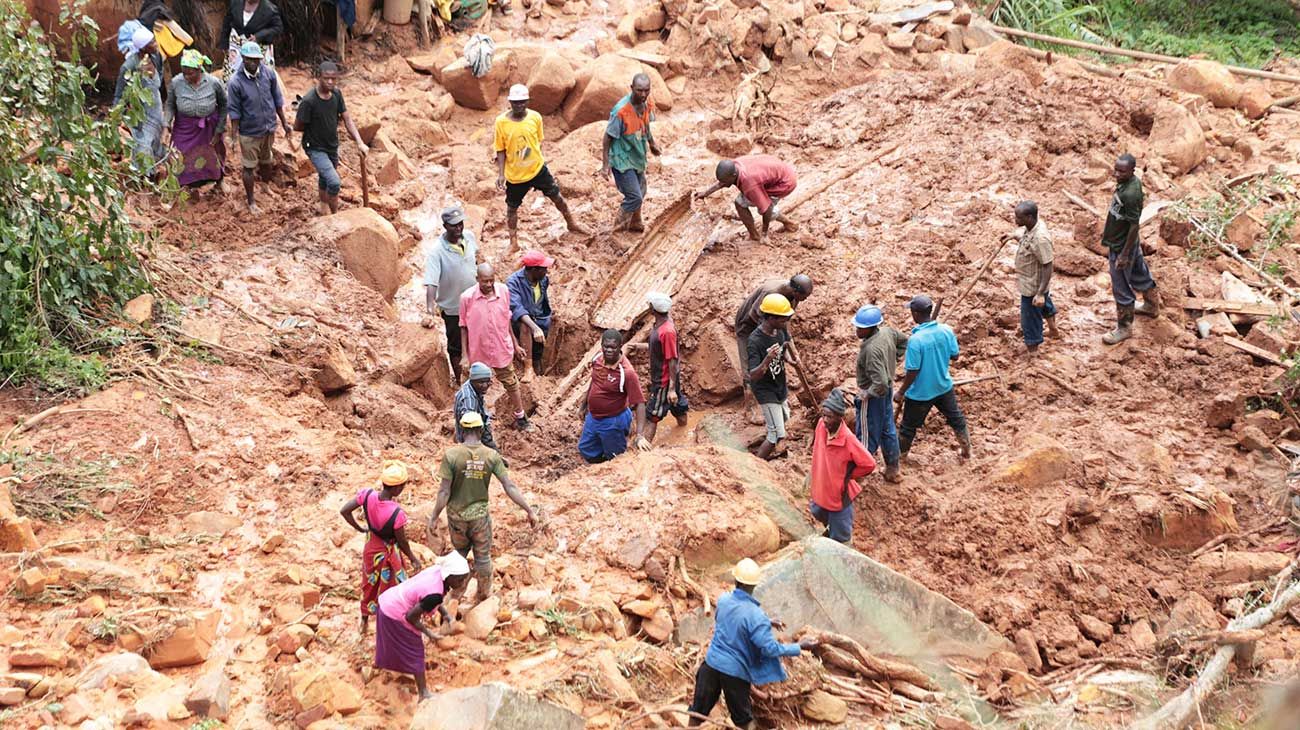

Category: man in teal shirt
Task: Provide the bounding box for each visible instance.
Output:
[894,295,970,460]
[600,73,661,233]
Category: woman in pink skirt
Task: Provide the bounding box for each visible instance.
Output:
[374,552,471,700]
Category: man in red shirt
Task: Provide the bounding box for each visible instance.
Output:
[579,329,650,463]
[809,388,875,543]
[643,292,687,443]
[694,154,799,242]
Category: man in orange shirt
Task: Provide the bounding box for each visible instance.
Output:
[809,388,875,544]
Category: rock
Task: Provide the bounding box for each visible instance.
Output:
[313,343,357,393]
[642,608,674,642]
[1237,83,1273,119]
[632,3,666,32]
[593,650,638,705]
[1065,496,1099,527]
[385,322,448,386]
[79,651,157,690]
[1226,210,1265,253]
[440,51,514,111]
[690,322,744,400]
[297,585,322,610]
[182,511,240,535]
[915,34,946,53]
[517,587,553,611]
[705,130,752,158]
[410,682,584,729]
[854,33,888,67]
[1167,59,1242,108]
[527,52,576,115]
[1196,312,1236,338]
[563,53,672,128]
[0,687,24,706]
[1195,550,1291,583]
[185,670,231,720]
[464,596,501,639]
[1237,425,1272,452]
[802,690,848,723]
[1148,100,1207,175]
[15,567,45,598]
[276,624,315,653]
[1013,629,1043,673]
[962,20,999,50]
[375,152,415,186]
[620,598,660,619]
[1,672,45,691]
[406,54,444,74]
[260,532,286,554]
[306,208,403,301]
[1246,325,1287,357]
[999,445,1073,488]
[615,12,637,45]
[123,293,155,324]
[975,40,1043,86]
[884,31,914,50]
[6,644,68,668]
[0,504,40,551]
[1077,614,1114,644]
[1127,619,1157,652]
[1205,391,1244,429]
[145,609,220,669]
[1137,491,1237,552]
[1158,592,1221,641]
[934,717,977,730]
[290,669,363,715]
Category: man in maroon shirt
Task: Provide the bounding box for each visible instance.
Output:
[579,329,650,463]
[694,154,799,242]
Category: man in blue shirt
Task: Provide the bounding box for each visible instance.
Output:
[893,295,971,460]
[688,559,818,728]
[505,249,554,377]
[225,42,290,215]
[452,362,497,450]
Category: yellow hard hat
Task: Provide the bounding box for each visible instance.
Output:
[732,558,762,585]
[759,293,794,317]
[380,460,409,486]
[459,411,484,429]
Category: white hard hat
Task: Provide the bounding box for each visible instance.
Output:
[507,84,529,101]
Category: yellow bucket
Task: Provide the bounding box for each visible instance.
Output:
[152,22,188,58]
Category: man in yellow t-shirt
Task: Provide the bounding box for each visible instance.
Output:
[494,84,587,250]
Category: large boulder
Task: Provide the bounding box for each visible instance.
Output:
[410,682,584,729]
[384,323,448,386]
[1237,83,1274,120]
[144,609,220,669]
[307,208,403,301]
[563,54,673,128]
[441,50,515,111]
[0,485,39,552]
[1166,60,1242,108]
[1147,100,1206,175]
[527,52,577,115]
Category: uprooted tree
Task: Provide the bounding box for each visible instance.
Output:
[0,0,160,391]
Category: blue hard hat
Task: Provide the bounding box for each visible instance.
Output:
[852,305,883,328]
[239,41,264,59]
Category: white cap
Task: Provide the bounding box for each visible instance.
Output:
[507,84,529,101]
[646,292,672,313]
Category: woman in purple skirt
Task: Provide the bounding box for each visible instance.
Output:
[165,50,227,193]
[375,551,470,700]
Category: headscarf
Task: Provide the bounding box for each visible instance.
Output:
[131,26,155,52]
[822,387,847,415]
[179,48,210,69]
[437,550,471,577]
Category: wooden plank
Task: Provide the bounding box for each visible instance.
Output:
[617,48,669,67]
[1063,190,1102,218]
[1223,336,1285,366]
[1184,298,1285,317]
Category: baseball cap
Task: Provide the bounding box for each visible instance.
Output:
[908,295,934,312]
[507,84,529,101]
[521,249,554,268]
[441,206,465,225]
[239,41,264,59]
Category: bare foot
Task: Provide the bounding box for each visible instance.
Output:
[566,221,590,235]
[248,202,261,215]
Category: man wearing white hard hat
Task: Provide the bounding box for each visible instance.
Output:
[493,84,587,251]
[687,558,818,728]
[643,292,687,443]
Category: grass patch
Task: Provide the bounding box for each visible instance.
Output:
[4,452,133,522]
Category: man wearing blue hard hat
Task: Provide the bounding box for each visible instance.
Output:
[852,304,907,482]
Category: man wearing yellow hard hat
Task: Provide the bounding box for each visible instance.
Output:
[687,558,818,728]
[733,275,813,422]
[427,411,537,604]
[746,292,799,460]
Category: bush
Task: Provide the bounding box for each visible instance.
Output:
[0,0,159,392]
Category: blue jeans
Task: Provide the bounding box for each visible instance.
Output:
[612,168,646,212]
[1108,247,1156,307]
[809,500,854,543]
[855,391,899,466]
[579,409,633,463]
[1019,292,1057,347]
[307,149,341,196]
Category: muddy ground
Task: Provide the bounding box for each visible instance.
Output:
[4,0,1300,727]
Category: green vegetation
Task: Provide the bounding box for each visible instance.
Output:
[989,0,1300,68]
[3,451,132,522]
[0,0,167,393]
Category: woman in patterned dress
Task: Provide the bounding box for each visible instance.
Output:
[339,460,423,635]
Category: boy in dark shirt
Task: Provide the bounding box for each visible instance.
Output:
[294,61,368,215]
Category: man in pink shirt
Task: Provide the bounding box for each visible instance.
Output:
[694,154,799,242]
[460,263,533,432]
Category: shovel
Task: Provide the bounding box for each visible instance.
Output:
[360,152,371,209]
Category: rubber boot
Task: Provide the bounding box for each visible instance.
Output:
[612,209,632,232]
[956,430,972,459]
[629,208,645,233]
[1102,304,1135,345]
[1135,287,1161,318]
[884,462,902,483]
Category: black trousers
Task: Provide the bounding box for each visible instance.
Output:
[688,662,753,727]
[898,388,967,453]
[442,312,462,365]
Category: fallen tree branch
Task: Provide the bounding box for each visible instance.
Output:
[1132,567,1300,729]
[799,627,937,691]
[1034,366,1097,405]
[677,555,711,616]
[1186,203,1300,300]
[151,259,284,333]
[1,407,111,449]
